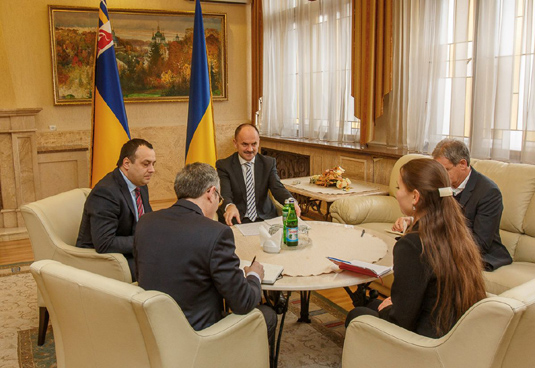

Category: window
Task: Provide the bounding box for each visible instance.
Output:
[261,0,359,143]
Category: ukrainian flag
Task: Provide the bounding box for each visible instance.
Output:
[185,0,217,167]
[90,0,130,187]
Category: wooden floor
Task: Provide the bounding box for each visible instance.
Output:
[2,198,356,312]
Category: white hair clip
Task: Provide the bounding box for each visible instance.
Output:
[438,187,453,197]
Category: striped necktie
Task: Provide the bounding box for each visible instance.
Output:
[244,162,257,221]
[135,187,144,219]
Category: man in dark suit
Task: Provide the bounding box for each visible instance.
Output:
[76,138,155,281]
[432,139,512,270]
[394,139,512,271]
[216,123,300,226]
[134,162,276,353]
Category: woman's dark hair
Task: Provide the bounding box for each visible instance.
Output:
[401,159,486,335]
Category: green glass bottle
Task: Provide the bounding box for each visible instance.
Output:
[285,199,299,246]
[282,199,290,245]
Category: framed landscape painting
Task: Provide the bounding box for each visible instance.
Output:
[49,6,227,105]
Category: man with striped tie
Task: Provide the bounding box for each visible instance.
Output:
[76,139,155,281]
[216,124,300,226]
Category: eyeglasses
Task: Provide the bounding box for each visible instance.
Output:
[213,187,224,207]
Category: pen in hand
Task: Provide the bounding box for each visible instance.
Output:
[250,256,257,266]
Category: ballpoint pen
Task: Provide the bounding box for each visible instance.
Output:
[251,255,257,266]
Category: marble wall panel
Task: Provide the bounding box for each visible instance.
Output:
[34,123,239,202]
[311,155,324,175]
[39,161,78,198]
[340,157,367,181]
[2,211,17,228]
[373,157,398,186]
[260,139,398,185]
[37,150,89,199]
[0,134,15,209]
[13,135,38,205]
[0,109,40,229]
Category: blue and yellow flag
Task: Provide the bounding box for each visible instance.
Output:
[90,0,130,187]
[185,0,217,167]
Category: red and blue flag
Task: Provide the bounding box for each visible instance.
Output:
[91,0,130,186]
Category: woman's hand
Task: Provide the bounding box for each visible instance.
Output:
[378,297,392,311]
[392,216,413,233]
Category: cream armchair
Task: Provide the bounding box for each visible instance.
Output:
[20,188,131,345]
[342,278,535,368]
[30,260,270,368]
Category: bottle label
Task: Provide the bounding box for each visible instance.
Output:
[286,227,298,245]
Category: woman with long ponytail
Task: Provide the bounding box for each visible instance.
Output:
[345,159,487,337]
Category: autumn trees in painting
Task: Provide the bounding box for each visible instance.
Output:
[50,7,226,104]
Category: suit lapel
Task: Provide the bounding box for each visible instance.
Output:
[114,168,136,217]
[458,168,478,208]
[232,153,247,202]
[140,186,152,213]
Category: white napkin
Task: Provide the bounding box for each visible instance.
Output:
[259,226,282,253]
[259,225,271,245]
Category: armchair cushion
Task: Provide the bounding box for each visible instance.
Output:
[330,196,403,225]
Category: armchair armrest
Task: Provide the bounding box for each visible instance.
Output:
[52,241,132,283]
[330,196,403,225]
[138,291,270,368]
[343,316,446,368]
[195,309,270,367]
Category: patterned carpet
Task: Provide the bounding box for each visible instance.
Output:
[1,264,347,368]
[0,264,36,368]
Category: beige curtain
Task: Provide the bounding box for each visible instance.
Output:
[251,0,263,124]
[352,0,393,145]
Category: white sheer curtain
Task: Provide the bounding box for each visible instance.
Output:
[391,0,535,162]
[472,0,535,163]
[386,0,469,153]
[262,0,358,142]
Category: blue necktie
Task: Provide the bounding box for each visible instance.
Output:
[244,162,257,221]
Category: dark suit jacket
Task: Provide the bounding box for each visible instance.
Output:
[383,232,441,338]
[216,152,292,221]
[456,168,512,270]
[134,199,262,331]
[76,168,151,277]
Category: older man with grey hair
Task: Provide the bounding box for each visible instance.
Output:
[134,162,276,354]
[393,139,512,271]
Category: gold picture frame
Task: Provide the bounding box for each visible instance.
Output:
[49,5,227,105]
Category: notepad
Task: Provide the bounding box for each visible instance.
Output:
[240,260,284,285]
[327,257,392,278]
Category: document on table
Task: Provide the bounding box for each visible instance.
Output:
[234,222,270,236]
[240,259,284,284]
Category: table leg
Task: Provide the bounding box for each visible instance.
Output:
[297,291,312,323]
[324,202,333,221]
[272,290,291,368]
